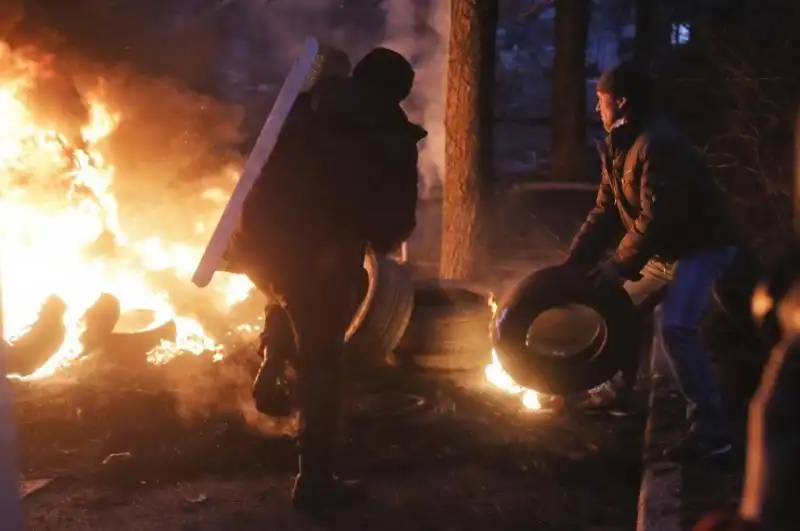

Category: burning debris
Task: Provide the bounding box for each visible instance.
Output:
[0,41,258,380]
[6,295,67,376]
[78,292,121,357]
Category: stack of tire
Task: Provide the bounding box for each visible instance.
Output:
[343,254,494,374]
[345,255,640,394]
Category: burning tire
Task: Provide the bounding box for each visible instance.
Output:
[492,264,639,395]
[345,252,415,371]
[395,279,493,372]
[103,310,178,365]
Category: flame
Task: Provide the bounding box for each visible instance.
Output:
[483,295,541,411]
[484,349,541,411]
[0,43,255,379]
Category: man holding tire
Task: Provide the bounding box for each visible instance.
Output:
[227,47,426,512]
[564,59,741,461]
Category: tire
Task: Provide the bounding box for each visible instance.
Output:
[103,313,178,365]
[493,264,639,395]
[345,252,415,372]
[395,279,493,372]
[79,293,121,356]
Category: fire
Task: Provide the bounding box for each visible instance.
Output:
[0,43,254,379]
[485,349,542,411]
[483,296,542,411]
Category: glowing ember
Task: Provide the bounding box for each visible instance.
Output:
[483,296,542,411]
[0,43,255,379]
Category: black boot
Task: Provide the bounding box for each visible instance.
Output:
[252,356,293,417]
[252,305,295,418]
[291,369,367,513]
[292,457,366,513]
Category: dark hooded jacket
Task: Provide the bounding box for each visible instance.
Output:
[568,116,738,276]
[227,76,425,290]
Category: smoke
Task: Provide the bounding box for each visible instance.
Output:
[160,352,298,437]
[380,0,449,199]
[220,0,451,197]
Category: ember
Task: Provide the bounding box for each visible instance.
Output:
[0,42,255,379]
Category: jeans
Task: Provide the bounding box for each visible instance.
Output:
[622,247,737,436]
[660,247,738,437]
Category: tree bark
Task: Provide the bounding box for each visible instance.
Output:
[550,0,590,182]
[440,0,497,280]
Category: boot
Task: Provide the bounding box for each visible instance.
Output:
[291,367,367,513]
[291,457,366,513]
[252,306,295,418]
[252,355,293,417]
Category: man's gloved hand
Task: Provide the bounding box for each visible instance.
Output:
[588,260,625,288]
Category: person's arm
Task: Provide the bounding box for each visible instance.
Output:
[610,136,677,278]
[369,124,425,254]
[566,148,624,267]
[366,126,424,255]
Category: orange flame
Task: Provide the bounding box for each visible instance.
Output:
[0,43,256,379]
[483,295,542,411]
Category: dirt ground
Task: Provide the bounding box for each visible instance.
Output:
[17,363,643,531]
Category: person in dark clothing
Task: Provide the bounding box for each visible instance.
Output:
[227,47,426,512]
[248,46,353,420]
[563,59,741,460]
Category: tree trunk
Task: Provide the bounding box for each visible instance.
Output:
[550,0,591,182]
[440,0,497,280]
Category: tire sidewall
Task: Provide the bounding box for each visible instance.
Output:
[493,264,639,395]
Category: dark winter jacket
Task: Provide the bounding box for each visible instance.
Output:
[226,76,425,291]
[567,116,738,277]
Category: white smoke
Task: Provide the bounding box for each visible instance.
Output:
[380,0,449,199]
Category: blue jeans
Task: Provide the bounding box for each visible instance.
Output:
[660,247,738,437]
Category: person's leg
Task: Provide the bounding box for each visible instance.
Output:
[252,303,296,417]
[660,247,737,460]
[285,253,365,512]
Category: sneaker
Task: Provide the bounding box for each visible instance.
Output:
[567,382,639,417]
[662,431,732,461]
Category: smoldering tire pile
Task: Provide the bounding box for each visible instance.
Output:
[5,292,176,378]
